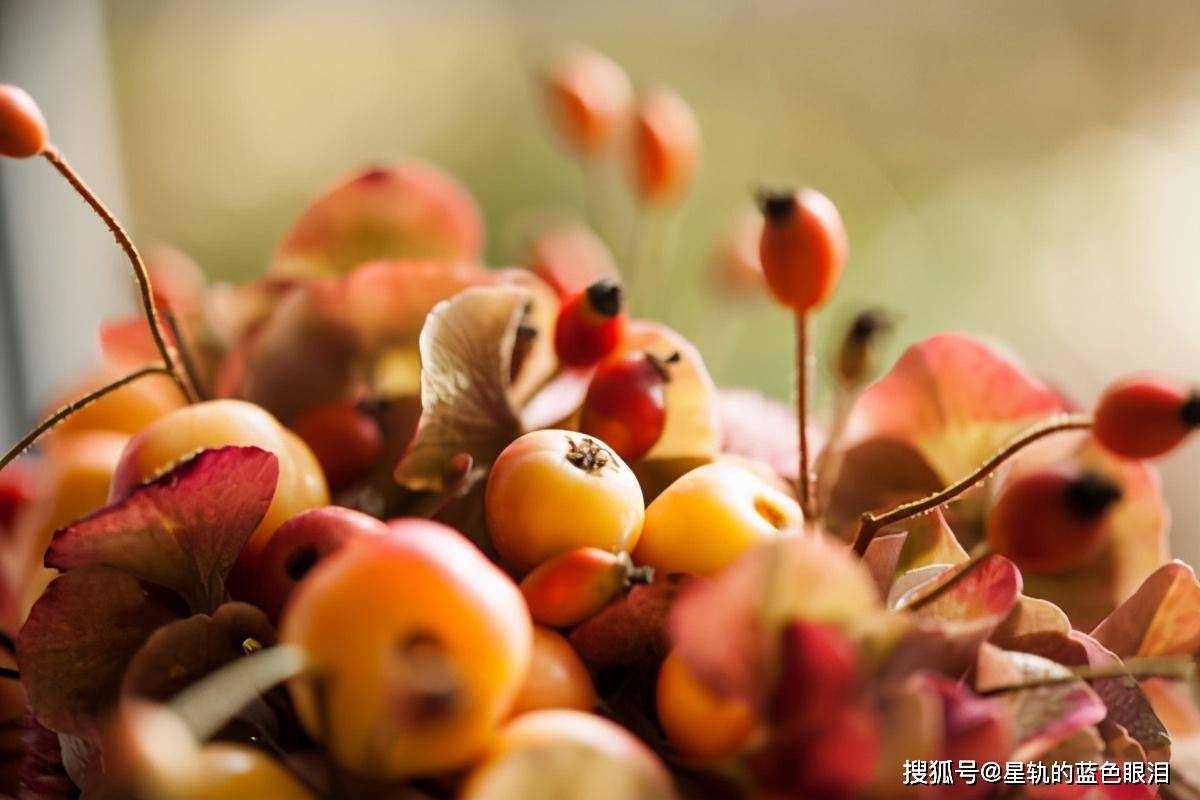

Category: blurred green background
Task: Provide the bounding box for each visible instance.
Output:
[5,0,1200,564]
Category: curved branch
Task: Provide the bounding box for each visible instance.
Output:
[41,147,197,402]
[0,364,171,473]
[852,414,1093,555]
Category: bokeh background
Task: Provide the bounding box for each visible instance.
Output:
[3,0,1200,565]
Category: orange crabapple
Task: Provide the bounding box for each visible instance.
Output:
[656,649,757,761]
[109,701,314,800]
[250,505,388,623]
[633,461,800,576]
[509,626,597,717]
[541,46,633,157]
[290,401,383,491]
[986,467,1122,574]
[280,519,532,780]
[108,400,329,566]
[554,279,628,368]
[485,430,645,575]
[579,351,676,463]
[632,88,701,204]
[756,187,847,313]
[0,84,48,159]
[1092,375,1200,460]
[460,710,676,800]
[519,546,651,628]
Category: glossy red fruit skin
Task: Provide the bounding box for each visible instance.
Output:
[251,506,388,622]
[291,402,383,490]
[579,354,667,462]
[757,188,847,312]
[1093,376,1198,460]
[0,85,48,158]
[553,281,627,368]
[986,468,1119,574]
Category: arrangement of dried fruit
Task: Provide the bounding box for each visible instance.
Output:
[0,43,1198,799]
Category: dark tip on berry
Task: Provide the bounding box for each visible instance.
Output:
[285,545,320,581]
[1065,472,1122,521]
[585,279,624,317]
[850,308,896,342]
[647,351,680,382]
[755,187,797,223]
[358,166,391,184]
[1180,393,1200,428]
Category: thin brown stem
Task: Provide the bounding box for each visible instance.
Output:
[851,414,1092,555]
[40,147,198,402]
[163,310,208,401]
[0,364,170,473]
[796,312,815,519]
[978,657,1196,696]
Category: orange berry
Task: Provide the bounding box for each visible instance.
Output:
[281,521,532,779]
[656,649,757,761]
[510,627,597,716]
[485,430,645,575]
[519,546,647,628]
[542,47,633,156]
[632,88,701,203]
[0,84,48,158]
[757,187,847,312]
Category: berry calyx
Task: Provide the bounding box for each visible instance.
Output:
[986,467,1122,574]
[0,84,48,158]
[632,88,701,204]
[1093,375,1200,460]
[756,186,847,313]
[554,280,628,368]
[579,351,676,462]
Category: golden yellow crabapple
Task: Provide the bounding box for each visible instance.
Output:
[633,461,800,575]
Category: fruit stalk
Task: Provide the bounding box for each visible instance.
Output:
[899,546,990,612]
[0,363,171,473]
[41,147,198,403]
[795,312,815,519]
[851,414,1092,555]
[977,656,1196,696]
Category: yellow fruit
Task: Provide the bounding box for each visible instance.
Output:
[486,430,644,574]
[510,627,597,716]
[634,462,800,575]
[109,400,329,562]
[656,649,757,760]
[281,521,532,779]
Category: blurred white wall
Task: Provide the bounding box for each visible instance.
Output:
[0,0,132,440]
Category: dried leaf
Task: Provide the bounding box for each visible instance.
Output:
[1091,560,1200,659]
[395,286,528,491]
[46,447,280,613]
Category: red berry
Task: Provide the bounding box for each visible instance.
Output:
[757,187,847,312]
[986,467,1122,574]
[0,84,48,159]
[770,620,860,736]
[553,280,627,368]
[579,352,672,462]
[251,505,388,621]
[291,401,383,490]
[1093,375,1200,460]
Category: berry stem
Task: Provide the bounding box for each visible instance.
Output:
[851,414,1092,555]
[977,656,1196,696]
[162,309,208,401]
[795,312,815,519]
[0,363,171,473]
[40,147,198,403]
